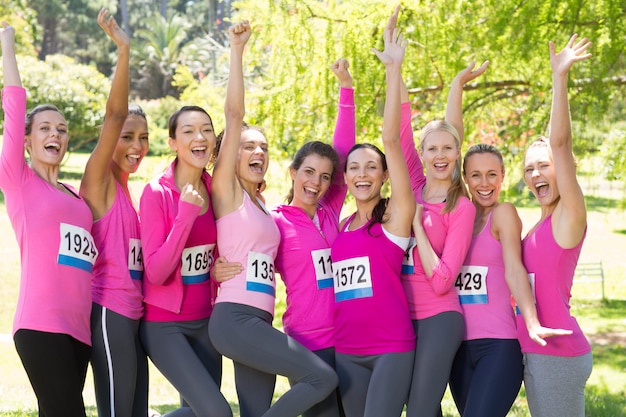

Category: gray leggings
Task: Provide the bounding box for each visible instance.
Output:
[140,318,232,417]
[523,352,592,417]
[91,303,148,417]
[335,350,415,417]
[288,347,344,417]
[405,311,465,417]
[208,302,338,417]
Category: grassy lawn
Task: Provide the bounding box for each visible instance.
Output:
[0,152,625,416]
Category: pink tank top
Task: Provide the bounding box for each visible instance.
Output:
[459,212,517,340]
[215,192,281,315]
[516,215,590,356]
[331,217,415,355]
[91,182,143,320]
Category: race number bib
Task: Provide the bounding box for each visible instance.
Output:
[128,238,144,280]
[58,223,98,272]
[246,251,276,295]
[311,248,333,289]
[514,273,535,315]
[181,244,215,284]
[333,256,373,302]
[455,265,488,305]
[402,237,416,274]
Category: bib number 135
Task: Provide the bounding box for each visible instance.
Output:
[246,251,276,296]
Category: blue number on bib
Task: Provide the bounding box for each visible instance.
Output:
[58,223,98,273]
[246,251,276,296]
[455,265,488,305]
[128,238,144,280]
[402,237,416,275]
[333,256,373,302]
[311,248,333,289]
[181,244,215,284]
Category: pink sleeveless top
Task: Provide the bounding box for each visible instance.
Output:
[460,212,517,340]
[215,192,281,315]
[91,182,143,320]
[331,218,415,355]
[516,215,590,356]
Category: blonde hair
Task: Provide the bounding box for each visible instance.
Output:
[420,120,469,213]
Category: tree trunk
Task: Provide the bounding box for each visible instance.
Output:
[120,0,131,36]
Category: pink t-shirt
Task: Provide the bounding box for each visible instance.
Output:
[399,101,475,320]
[517,216,590,356]
[271,86,355,351]
[1,86,94,346]
[402,194,475,320]
[215,192,281,315]
[331,218,415,355]
[140,160,216,321]
[459,212,517,340]
[91,182,143,320]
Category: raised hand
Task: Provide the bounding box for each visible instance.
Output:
[229,20,251,48]
[372,27,407,67]
[0,21,15,47]
[180,183,205,208]
[454,60,489,86]
[550,34,592,77]
[97,8,129,50]
[385,4,401,34]
[331,58,352,88]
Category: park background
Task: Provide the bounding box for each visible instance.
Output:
[0,0,625,415]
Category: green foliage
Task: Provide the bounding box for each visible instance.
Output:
[601,127,626,181]
[0,0,38,56]
[0,54,109,150]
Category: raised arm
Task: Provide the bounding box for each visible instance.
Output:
[445,60,489,144]
[495,202,573,345]
[372,24,415,236]
[211,21,251,219]
[323,58,355,214]
[549,34,590,247]
[80,8,130,219]
[0,22,28,189]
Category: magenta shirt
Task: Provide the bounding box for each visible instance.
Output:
[271,86,355,351]
[460,213,517,340]
[91,182,143,320]
[1,86,94,346]
[331,219,415,355]
[517,216,590,356]
[140,160,216,321]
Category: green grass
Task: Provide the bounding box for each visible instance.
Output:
[1,153,625,416]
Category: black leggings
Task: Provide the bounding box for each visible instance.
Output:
[14,329,91,417]
[91,303,149,417]
[209,302,338,417]
[449,338,523,417]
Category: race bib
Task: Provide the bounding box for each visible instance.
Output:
[128,238,143,280]
[181,244,215,284]
[402,237,416,274]
[333,256,373,302]
[311,248,333,289]
[455,265,488,305]
[58,223,98,273]
[246,251,276,295]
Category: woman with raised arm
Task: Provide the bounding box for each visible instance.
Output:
[208,21,337,417]
[1,21,95,417]
[330,19,415,417]
[79,10,150,417]
[392,4,488,413]
[449,142,572,417]
[518,34,592,417]
[270,58,355,417]
[138,101,232,417]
